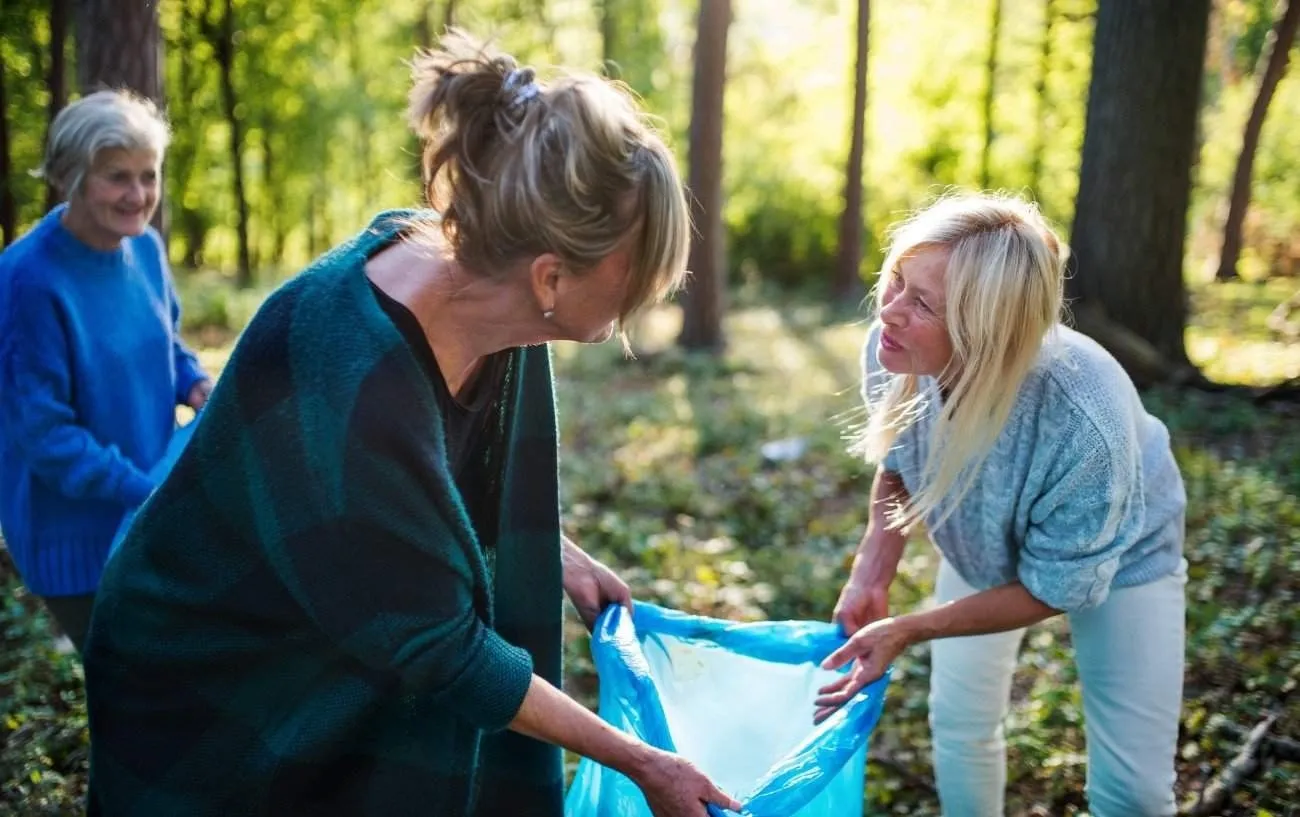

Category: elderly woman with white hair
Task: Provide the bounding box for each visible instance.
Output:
[814,193,1187,816]
[0,90,210,653]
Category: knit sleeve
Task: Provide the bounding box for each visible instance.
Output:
[0,277,154,506]
[265,354,533,733]
[1017,417,1144,612]
[860,324,901,472]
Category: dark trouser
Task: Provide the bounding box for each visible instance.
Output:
[40,593,95,654]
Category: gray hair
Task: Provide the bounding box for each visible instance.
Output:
[39,90,171,197]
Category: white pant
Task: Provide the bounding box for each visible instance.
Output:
[928,558,1186,817]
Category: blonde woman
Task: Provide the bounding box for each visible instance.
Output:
[814,194,1187,816]
[84,34,739,817]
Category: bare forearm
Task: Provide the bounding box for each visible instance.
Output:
[850,469,910,587]
[900,581,1059,642]
[509,674,651,779]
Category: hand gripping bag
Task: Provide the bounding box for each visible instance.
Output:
[565,602,890,817]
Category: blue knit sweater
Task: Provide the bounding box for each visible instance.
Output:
[862,324,1186,612]
[0,206,206,596]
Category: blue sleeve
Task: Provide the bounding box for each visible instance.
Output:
[1017,419,1143,612]
[155,238,207,404]
[0,278,155,506]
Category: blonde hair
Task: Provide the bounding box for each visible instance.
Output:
[407,31,690,333]
[859,193,1066,530]
[40,89,170,197]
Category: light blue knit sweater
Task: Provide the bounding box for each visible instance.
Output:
[862,324,1185,612]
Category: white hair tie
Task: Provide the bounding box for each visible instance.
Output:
[503,68,540,110]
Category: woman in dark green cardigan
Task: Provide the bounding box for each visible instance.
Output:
[83,32,739,817]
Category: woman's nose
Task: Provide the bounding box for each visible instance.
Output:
[879,297,905,327]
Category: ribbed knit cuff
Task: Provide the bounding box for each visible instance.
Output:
[442,627,534,733]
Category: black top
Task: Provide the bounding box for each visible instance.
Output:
[367,280,506,482]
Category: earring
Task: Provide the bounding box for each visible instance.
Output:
[543,309,555,320]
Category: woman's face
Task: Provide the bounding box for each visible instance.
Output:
[67,148,160,249]
[876,247,955,378]
[548,243,634,344]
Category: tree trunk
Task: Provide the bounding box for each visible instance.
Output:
[600,0,618,77]
[677,0,731,353]
[46,0,70,211]
[1068,0,1210,378]
[209,0,252,286]
[0,52,15,247]
[76,0,165,233]
[442,0,457,31]
[1215,0,1299,282]
[833,0,870,306]
[1029,0,1054,200]
[979,0,1002,190]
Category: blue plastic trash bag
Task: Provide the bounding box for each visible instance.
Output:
[108,418,199,560]
[565,602,890,817]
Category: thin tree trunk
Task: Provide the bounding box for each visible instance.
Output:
[415,0,434,50]
[443,0,458,31]
[1029,0,1054,199]
[834,0,870,305]
[980,0,1002,190]
[46,0,70,211]
[677,0,731,353]
[1215,0,1299,281]
[0,53,15,247]
[600,0,618,77]
[1068,0,1211,377]
[263,124,285,266]
[209,0,252,285]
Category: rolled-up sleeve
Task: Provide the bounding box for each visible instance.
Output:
[1018,419,1144,613]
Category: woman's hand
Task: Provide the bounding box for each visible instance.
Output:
[832,577,890,635]
[562,536,632,630]
[632,747,742,817]
[813,616,912,724]
[186,379,213,411]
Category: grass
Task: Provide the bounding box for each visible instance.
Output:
[2,278,1298,815]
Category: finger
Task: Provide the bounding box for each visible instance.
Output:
[703,781,742,813]
[813,705,837,725]
[821,640,857,670]
[816,674,851,696]
[815,667,868,708]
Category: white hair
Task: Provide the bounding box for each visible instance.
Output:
[39,90,170,197]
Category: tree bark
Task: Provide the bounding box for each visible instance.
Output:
[0,52,15,247]
[206,0,252,286]
[1215,0,1299,281]
[600,0,618,77]
[979,0,1002,190]
[46,0,70,211]
[76,0,165,233]
[833,0,870,306]
[1029,0,1054,199]
[677,0,731,353]
[1068,0,1211,377]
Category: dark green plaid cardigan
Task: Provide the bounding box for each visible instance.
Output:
[84,212,565,816]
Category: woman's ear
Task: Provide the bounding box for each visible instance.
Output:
[528,253,566,313]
